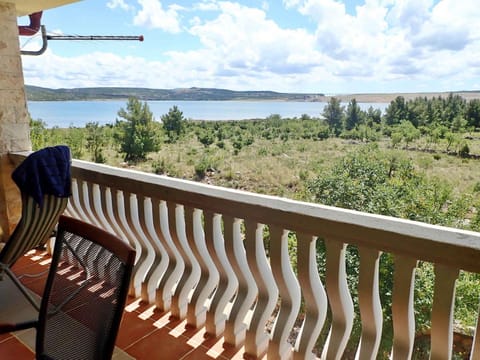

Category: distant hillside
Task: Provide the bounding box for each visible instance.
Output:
[25,85,480,103]
[25,85,324,102]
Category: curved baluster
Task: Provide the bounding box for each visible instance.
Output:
[155,200,184,311]
[170,204,200,319]
[224,216,257,347]
[85,182,104,228]
[244,221,278,358]
[135,196,160,302]
[391,255,417,359]
[88,183,115,234]
[68,178,90,222]
[205,213,238,336]
[355,247,383,359]
[187,208,219,328]
[102,187,130,246]
[321,239,354,360]
[430,264,459,359]
[145,198,169,304]
[470,303,480,359]
[268,227,301,360]
[65,178,80,219]
[97,187,133,286]
[78,180,101,227]
[120,193,152,297]
[294,233,327,360]
[109,190,142,296]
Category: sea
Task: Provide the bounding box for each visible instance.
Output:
[27,100,389,128]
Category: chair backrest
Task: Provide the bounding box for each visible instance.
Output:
[0,146,71,267]
[36,215,136,360]
[0,194,68,266]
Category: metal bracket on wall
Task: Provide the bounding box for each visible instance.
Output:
[20,25,48,56]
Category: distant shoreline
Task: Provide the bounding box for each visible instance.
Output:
[323,91,480,103]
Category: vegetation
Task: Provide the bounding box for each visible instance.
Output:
[25,85,323,101]
[30,93,480,358]
[161,105,186,143]
[114,97,160,163]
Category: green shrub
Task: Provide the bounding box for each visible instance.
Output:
[152,158,176,176]
[458,142,470,158]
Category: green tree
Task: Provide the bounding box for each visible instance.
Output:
[465,99,480,129]
[384,96,408,126]
[30,118,48,150]
[443,93,466,126]
[344,98,364,131]
[365,106,382,126]
[196,129,215,147]
[115,97,159,163]
[85,121,106,163]
[161,105,186,143]
[451,114,467,133]
[322,97,344,136]
[394,120,421,148]
[445,131,459,153]
[67,126,85,158]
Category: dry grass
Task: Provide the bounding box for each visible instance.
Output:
[109,137,480,205]
[78,133,480,206]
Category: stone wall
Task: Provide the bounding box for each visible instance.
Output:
[0,2,30,240]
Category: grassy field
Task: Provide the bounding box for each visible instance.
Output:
[97,134,480,206]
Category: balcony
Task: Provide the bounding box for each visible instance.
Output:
[5,152,480,359]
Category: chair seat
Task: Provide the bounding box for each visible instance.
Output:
[0,275,38,332]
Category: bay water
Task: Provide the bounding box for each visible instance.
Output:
[27,100,388,128]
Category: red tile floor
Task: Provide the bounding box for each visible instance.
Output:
[0,249,252,360]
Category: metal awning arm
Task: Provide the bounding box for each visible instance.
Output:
[20,27,144,56]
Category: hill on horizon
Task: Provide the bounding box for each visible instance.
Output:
[25,85,324,102]
[25,85,480,103]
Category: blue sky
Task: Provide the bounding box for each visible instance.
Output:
[18,0,480,94]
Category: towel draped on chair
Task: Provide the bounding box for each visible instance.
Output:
[11,146,72,208]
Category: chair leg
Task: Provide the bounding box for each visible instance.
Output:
[3,267,41,311]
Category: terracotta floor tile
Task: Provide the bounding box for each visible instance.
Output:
[125,297,154,313]
[0,336,34,359]
[116,310,158,349]
[12,250,50,273]
[179,346,222,360]
[124,326,195,359]
[7,250,266,360]
[0,332,13,342]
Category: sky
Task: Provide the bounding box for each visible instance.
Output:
[18,0,480,94]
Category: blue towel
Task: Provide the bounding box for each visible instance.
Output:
[12,146,72,207]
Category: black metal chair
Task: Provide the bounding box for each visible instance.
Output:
[35,215,135,360]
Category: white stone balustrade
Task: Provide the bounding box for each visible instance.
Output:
[10,153,480,359]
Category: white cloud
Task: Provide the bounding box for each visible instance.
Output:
[20,0,480,93]
[283,0,302,8]
[107,0,133,11]
[192,0,219,11]
[188,2,321,76]
[133,0,182,33]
